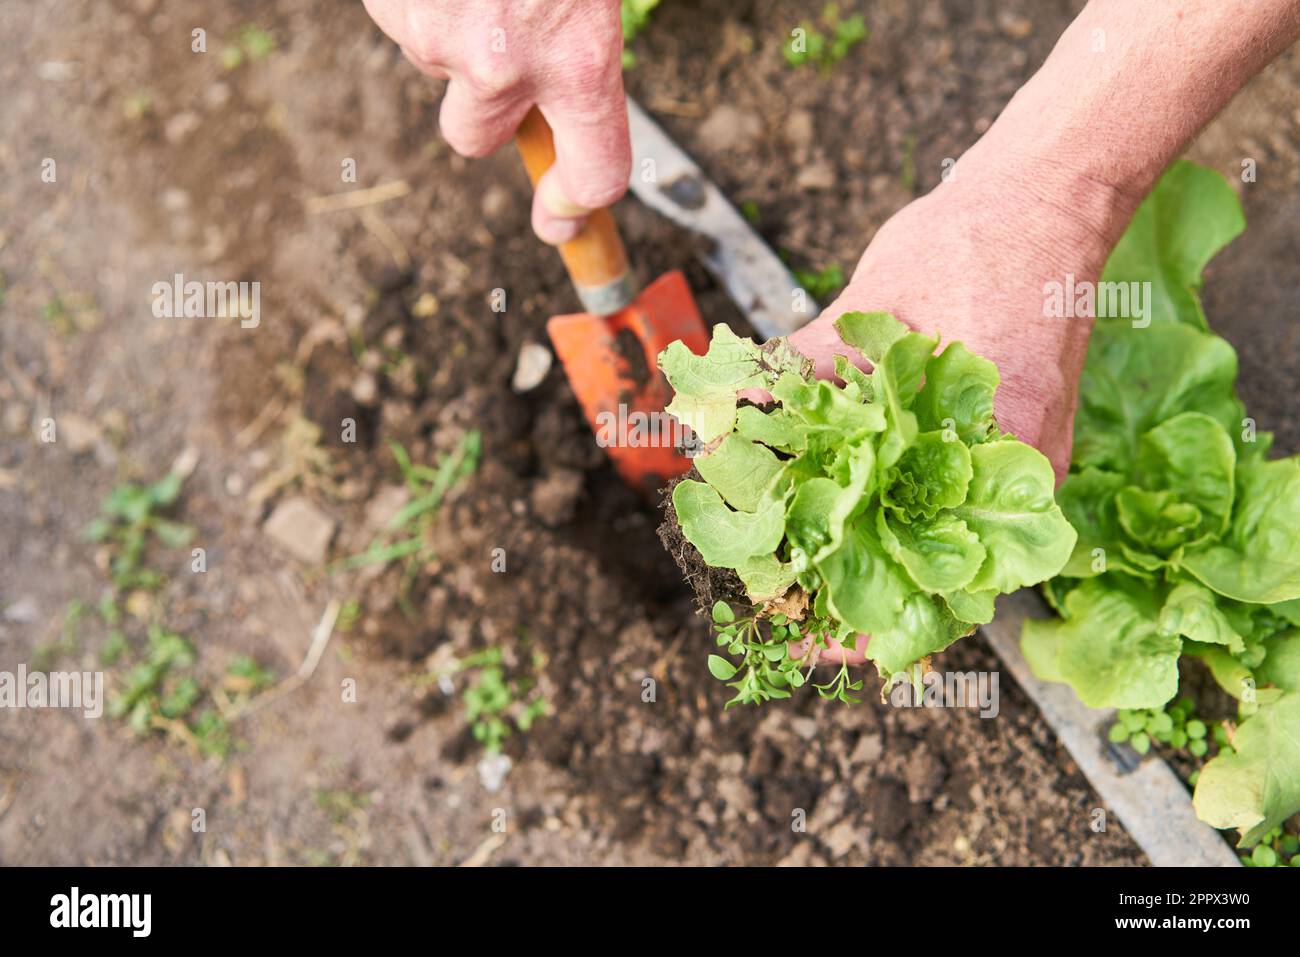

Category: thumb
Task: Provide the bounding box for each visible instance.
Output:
[529,96,631,246]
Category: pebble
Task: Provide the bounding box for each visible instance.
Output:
[511,342,553,393]
[783,109,814,146]
[795,159,836,191]
[2,403,28,434]
[822,818,861,859]
[481,184,512,222]
[364,484,409,531]
[850,732,883,765]
[477,753,512,793]
[262,496,336,564]
[351,371,379,407]
[997,12,1034,39]
[164,110,200,144]
[3,596,38,624]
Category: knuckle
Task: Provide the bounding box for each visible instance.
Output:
[462,61,523,100]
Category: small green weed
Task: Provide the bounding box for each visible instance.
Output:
[784,4,868,72]
[454,647,550,754]
[84,472,194,592]
[620,0,662,69]
[333,431,480,616]
[1108,698,1222,759]
[792,262,847,301]
[222,25,277,70]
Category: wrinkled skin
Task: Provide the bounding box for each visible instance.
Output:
[361,0,629,244]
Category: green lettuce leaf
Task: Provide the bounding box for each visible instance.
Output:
[1193,691,1300,847]
[1101,160,1245,330]
[914,341,999,445]
[953,441,1077,593]
[694,433,785,512]
[817,516,912,636]
[883,430,972,521]
[878,509,985,593]
[1073,321,1243,472]
[1181,458,1300,604]
[1021,576,1181,709]
[671,479,784,568]
[1133,411,1235,541]
[865,594,969,680]
[1056,467,1128,577]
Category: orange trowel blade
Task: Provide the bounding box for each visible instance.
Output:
[547,270,709,494]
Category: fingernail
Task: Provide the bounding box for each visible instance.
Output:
[537,217,583,245]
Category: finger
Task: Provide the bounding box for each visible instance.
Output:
[438,77,531,158]
[787,633,871,667]
[530,168,587,245]
[539,93,632,212]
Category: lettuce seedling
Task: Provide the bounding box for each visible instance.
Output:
[660,311,1075,704]
[1022,161,1300,848]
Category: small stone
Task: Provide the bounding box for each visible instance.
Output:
[38,61,79,82]
[410,293,438,319]
[788,716,818,742]
[204,82,231,109]
[160,188,190,212]
[164,111,201,144]
[904,745,946,803]
[351,371,379,407]
[57,413,101,454]
[795,159,836,191]
[697,104,762,154]
[783,109,814,146]
[997,12,1033,39]
[850,732,883,765]
[263,496,336,564]
[2,403,28,435]
[511,342,553,393]
[776,842,813,867]
[477,753,512,792]
[3,596,38,623]
[481,184,511,222]
[822,819,861,859]
[364,484,409,531]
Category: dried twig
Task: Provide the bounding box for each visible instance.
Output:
[305,180,410,214]
[228,599,341,720]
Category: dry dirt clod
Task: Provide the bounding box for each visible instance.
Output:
[697,104,762,154]
[57,413,101,455]
[529,468,583,528]
[263,496,336,564]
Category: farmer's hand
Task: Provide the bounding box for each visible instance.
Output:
[361,0,630,245]
[784,154,1132,666]
[787,154,1130,487]
[785,0,1300,666]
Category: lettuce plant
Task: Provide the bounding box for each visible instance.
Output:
[659,311,1075,705]
[1022,161,1300,848]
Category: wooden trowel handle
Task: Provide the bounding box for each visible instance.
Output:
[515,106,634,316]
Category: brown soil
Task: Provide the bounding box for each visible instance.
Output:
[2,0,1297,866]
[657,473,749,615]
